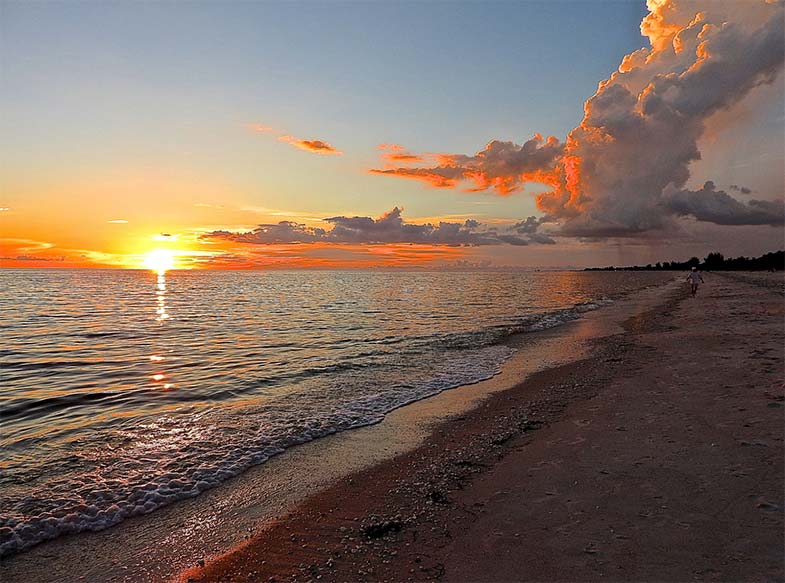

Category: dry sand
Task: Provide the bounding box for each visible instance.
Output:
[181,274,783,583]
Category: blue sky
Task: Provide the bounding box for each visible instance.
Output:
[1,0,782,269]
[1,1,648,216]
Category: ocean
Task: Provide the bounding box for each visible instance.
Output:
[0,269,673,555]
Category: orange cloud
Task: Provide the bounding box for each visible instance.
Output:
[377,143,424,165]
[370,135,563,195]
[247,121,342,155]
[278,135,342,155]
[387,152,424,163]
[370,166,463,189]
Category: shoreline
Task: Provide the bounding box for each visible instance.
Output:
[177,282,686,582]
[180,273,784,582]
[0,279,679,583]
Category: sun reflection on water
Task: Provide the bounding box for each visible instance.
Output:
[149,269,175,391]
[155,273,169,323]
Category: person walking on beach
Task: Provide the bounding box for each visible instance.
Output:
[686,266,704,296]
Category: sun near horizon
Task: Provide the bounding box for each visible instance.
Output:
[142,249,178,274]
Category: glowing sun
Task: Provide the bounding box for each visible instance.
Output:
[143,249,176,273]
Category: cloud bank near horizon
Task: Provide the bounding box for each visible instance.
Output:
[370,0,785,237]
[664,181,784,227]
[201,207,555,247]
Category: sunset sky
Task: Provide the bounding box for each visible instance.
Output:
[1,0,783,270]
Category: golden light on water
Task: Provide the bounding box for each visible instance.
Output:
[155,272,170,323]
[148,257,175,390]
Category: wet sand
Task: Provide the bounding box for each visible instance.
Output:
[179,274,783,583]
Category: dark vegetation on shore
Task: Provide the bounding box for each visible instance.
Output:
[584,250,784,272]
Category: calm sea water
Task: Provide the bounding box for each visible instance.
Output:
[0,269,672,555]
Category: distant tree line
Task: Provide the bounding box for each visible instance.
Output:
[584,250,784,271]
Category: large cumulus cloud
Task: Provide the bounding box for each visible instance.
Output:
[371,0,785,237]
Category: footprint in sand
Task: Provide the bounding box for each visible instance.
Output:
[756,501,781,512]
[751,496,781,512]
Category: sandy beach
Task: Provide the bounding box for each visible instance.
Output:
[3,274,782,583]
[172,273,782,583]
[5,0,784,580]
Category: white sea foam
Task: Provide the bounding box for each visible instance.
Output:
[0,343,514,556]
